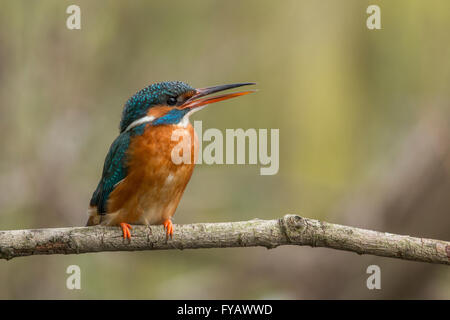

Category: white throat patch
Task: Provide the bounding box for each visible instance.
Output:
[178,106,206,128]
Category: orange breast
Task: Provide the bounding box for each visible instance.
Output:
[107,123,198,225]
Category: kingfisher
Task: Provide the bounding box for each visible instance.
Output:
[87,81,255,239]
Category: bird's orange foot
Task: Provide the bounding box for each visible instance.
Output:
[163,219,173,238]
[120,222,132,239]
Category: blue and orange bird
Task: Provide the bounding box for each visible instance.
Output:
[87,81,255,239]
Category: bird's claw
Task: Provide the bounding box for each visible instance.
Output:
[163,219,173,239]
[120,222,132,239]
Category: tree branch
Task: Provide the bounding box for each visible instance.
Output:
[0,215,449,264]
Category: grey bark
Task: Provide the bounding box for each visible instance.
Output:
[0,215,449,264]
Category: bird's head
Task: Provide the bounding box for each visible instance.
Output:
[119,81,255,133]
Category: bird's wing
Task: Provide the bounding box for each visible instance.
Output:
[90,132,131,214]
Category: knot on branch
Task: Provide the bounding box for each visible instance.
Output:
[280,214,311,244]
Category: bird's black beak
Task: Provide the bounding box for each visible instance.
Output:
[181,82,256,110]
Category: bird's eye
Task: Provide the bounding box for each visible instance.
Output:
[167,97,177,106]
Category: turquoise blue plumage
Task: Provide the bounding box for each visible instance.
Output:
[90,124,148,214]
[119,81,194,133]
[90,129,131,213]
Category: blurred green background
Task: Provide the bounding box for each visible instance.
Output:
[0,0,449,299]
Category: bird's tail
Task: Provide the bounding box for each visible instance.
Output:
[86,206,101,226]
